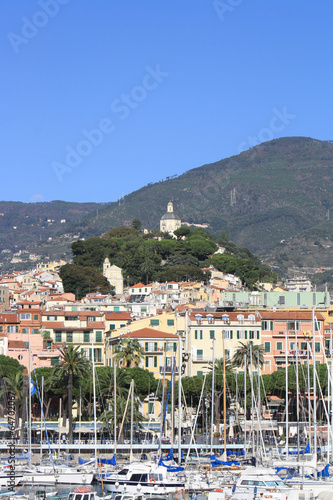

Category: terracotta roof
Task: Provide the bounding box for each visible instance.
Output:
[130,283,146,289]
[105,312,131,320]
[0,313,18,323]
[87,321,105,328]
[114,328,177,339]
[8,340,26,349]
[42,322,64,328]
[258,311,325,321]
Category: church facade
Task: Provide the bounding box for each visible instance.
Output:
[103,258,124,295]
[160,202,181,235]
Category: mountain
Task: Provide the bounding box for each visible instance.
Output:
[1,137,333,282]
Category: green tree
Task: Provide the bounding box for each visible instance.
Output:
[115,338,144,368]
[53,345,91,444]
[232,341,264,373]
[131,219,142,231]
[173,227,191,240]
[59,263,114,299]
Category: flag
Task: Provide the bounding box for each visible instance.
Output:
[30,379,36,396]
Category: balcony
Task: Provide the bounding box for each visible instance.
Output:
[159,366,179,374]
[273,349,310,358]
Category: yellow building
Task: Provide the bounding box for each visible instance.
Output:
[105,328,181,380]
[186,310,262,377]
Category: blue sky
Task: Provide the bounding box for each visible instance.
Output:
[1,1,332,203]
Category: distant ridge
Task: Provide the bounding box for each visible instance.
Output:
[1,137,333,285]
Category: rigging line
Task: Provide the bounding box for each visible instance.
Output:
[260,373,281,457]
[181,379,200,459]
[31,360,55,470]
[185,360,210,465]
[308,342,333,444]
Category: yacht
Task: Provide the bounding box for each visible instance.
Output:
[99,462,185,495]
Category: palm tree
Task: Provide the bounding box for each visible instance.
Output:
[115,338,144,368]
[0,371,23,431]
[53,345,91,444]
[232,341,264,373]
[98,367,131,401]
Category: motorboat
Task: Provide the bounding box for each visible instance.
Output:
[99,462,185,494]
[20,465,94,485]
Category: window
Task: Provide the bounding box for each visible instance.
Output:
[96,331,102,343]
[33,329,38,334]
[84,332,90,343]
[7,326,18,333]
[145,342,158,352]
[264,342,271,353]
[315,342,320,353]
[55,332,61,343]
[207,315,214,324]
[197,371,203,377]
[224,330,233,339]
[249,331,255,339]
[290,342,299,350]
[34,314,39,321]
[167,319,174,327]
[278,295,285,305]
[21,313,31,320]
[301,342,307,350]
[262,321,273,331]
[109,324,116,330]
[51,358,59,366]
[47,315,57,321]
[237,314,244,323]
[66,332,73,342]
[22,328,27,333]
[194,330,203,340]
[165,342,176,352]
[0,326,2,332]
[277,341,283,351]
[148,402,154,414]
[287,321,299,331]
[224,349,231,360]
[248,314,256,323]
[150,319,159,327]
[114,306,119,311]
[197,349,203,360]
[210,330,214,339]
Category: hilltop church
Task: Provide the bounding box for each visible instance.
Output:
[160,201,181,236]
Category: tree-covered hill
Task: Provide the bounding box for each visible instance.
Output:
[2,137,333,283]
[60,226,276,293]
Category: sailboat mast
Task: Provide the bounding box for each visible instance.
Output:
[295,324,300,460]
[312,308,317,467]
[244,354,247,460]
[92,337,97,466]
[210,334,215,455]
[28,328,32,468]
[114,362,117,454]
[130,379,134,463]
[178,333,182,461]
[331,328,333,462]
[222,331,227,457]
[285,329,289,453]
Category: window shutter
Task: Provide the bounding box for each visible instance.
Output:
[237,331,239,339]
[154,356,157,368]
[261,321,265,330]
[174,342,177,352]
[145,356,149,368]
[145,342,148,351]
[257,331,260,339]
[296,321,299,331]
[230,331,233,339]
[270,321,273,331]
[245,331,247,339]
[154,342,158,351]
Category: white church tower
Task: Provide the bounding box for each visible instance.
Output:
[103,258,124,295]
[160,201,181,235]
